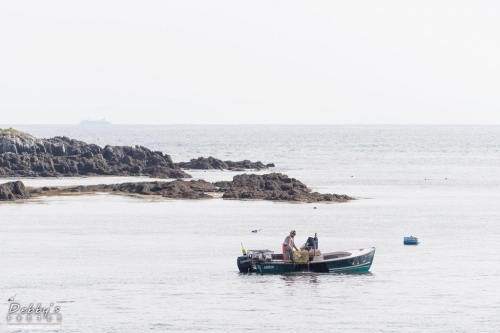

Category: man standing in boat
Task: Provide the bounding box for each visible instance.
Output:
[283,230,299,262]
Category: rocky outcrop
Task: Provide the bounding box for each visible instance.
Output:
[0,130,190,178]
[26,173,352,202]
[178,157,228,170]
[0,181,30,201]
[31,180,218,199]
[214,173,353,202]
[225,160,270,171]
[177,156,271,171]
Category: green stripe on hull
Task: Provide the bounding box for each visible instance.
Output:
[328,264,372,273]
[256,262,373,274]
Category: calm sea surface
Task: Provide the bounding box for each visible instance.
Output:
[1,125,499,332]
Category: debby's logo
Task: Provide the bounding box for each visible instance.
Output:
[6,302,62,327]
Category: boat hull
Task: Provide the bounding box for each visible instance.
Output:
[254,247,375,274]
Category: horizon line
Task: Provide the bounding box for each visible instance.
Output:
[2,123,500,126]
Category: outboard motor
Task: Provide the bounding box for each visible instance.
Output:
[237,250,273,273]
[301,233,319,251]
[237,256,253,273]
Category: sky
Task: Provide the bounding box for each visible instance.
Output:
[0,1,499,125]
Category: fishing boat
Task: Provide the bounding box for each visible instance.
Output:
[237,234,375,274]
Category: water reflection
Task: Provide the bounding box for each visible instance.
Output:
[238,271,374,284]
[280,274,321,285]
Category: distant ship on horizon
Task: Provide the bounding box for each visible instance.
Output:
[79,118,112,126]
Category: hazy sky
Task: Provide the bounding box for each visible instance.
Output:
[1,1,499,124]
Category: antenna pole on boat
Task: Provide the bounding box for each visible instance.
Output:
[314,233,317,257]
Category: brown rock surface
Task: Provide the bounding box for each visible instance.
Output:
[0,181,30,201]
[32,180,218,199]
[215,173,353,202]
[26,173,352,203]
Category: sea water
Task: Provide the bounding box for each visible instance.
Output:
[1,125,499,332]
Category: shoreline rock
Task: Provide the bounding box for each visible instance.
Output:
[1,131,273,178]
[0,130,190,179]
[22,173,352,203]
[177,156,272,171]
[1,130,351,203]
[215,173,353,202]
[30,180,218,199]
[0,181,30,201]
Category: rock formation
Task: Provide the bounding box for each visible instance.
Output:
[0,130,190,178]
[0,181,30,201]
[177,156,271,171]
[31,180,218,199]
[1,131,351,203]
[214,173,353,202]
[25,173,352,202]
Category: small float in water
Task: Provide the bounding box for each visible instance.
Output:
[237,234,375,274]
[404,236,419,245]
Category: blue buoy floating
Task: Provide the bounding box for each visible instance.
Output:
[404,236,419,245]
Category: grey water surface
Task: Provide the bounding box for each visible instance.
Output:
[1,125,499,332]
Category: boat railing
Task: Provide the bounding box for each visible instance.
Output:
[271,254,284,260]
[322,251,351,260]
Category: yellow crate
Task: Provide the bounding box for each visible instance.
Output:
[292,250,309,263]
